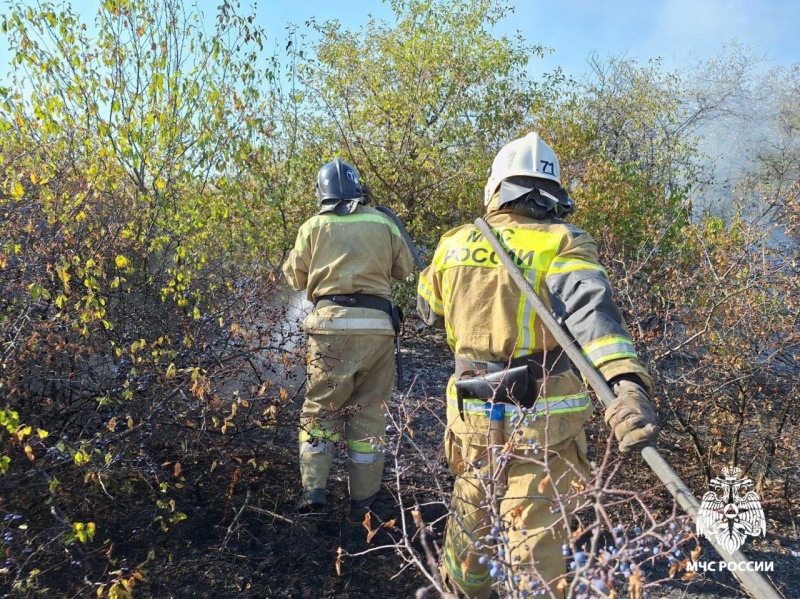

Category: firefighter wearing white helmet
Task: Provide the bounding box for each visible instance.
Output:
[417,133,657,598]
[283,157,413,516]
[484,131,574,215]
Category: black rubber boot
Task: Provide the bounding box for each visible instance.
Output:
[349,492,378,520]
[295,488,327,514]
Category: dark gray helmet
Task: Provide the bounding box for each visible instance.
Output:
[316,158,363,204]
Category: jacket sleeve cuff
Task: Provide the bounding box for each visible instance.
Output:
[598,359,654,397]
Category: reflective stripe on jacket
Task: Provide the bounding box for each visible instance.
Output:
[283,204,413,335]
[417,206,652,397]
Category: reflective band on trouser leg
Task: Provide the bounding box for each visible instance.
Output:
[443,438,494,599]
[347,438,385,503]
[344,333,395,503]
[347,439,382,464]
[443,546,493,599]
[300,431,334,491]
[300,332,357,494]
[300,440,335,455]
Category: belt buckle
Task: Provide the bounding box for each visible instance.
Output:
[333,295,356,305]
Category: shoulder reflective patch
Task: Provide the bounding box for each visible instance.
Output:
[297,212,402,252]
[433,226,562,271]
[548,257,607,276]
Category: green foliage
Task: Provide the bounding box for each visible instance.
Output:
[0,0,303,594]
[0,0,798,596]
[292,0,545,250]
[535,57,698,262]
[0,0,282,311]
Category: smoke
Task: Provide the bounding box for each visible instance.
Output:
[681,48,799,244]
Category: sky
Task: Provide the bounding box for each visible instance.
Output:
[1,0,797,81]
[253,0,800,78]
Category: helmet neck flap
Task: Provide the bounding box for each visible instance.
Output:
[318,198,362,215]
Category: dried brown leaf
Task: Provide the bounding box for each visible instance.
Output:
[412,510,423,527]
[227,467,241,499]
[461,554,471,575]
[669,560,679,578]
[537,473,551,494]
[362,511,372,532]
[510,505,523,527]
[628,570,643,599]
[570,479,586,493]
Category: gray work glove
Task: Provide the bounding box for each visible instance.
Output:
[604,379,659,453]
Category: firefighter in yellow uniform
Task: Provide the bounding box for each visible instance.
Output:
[416,133,658,597]
[283,158,413,514]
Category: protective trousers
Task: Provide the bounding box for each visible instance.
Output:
[441,400,590,598]
[299,332,395,503]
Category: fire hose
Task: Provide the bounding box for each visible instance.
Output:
[376,206,426,389]
[375,206,426,270]
[474,217,781,599]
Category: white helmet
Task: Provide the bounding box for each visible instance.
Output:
[484,132,561,206]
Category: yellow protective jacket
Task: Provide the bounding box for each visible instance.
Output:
[283,204,414,336]
[417,205,652,445]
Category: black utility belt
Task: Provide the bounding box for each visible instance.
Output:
[315,293,403,333]
[453,352,572,410]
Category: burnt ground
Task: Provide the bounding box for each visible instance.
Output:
[18,315,795,599]
[139,315,797,599]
